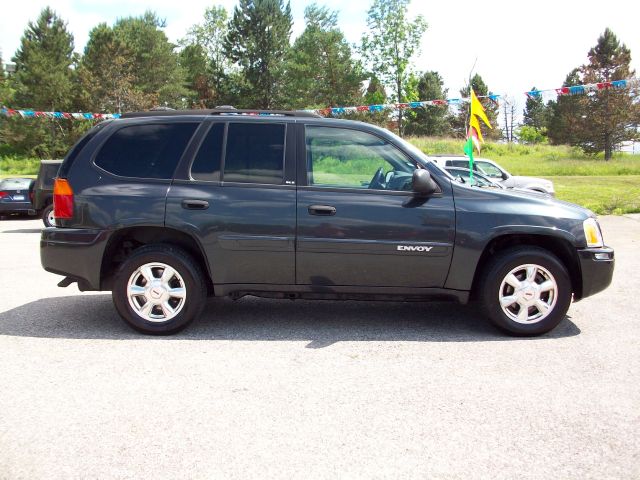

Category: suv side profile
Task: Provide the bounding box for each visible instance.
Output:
[41,109,614,336]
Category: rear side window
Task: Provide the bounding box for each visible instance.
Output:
[58,122,106,178]
[190,123,225,181]
[223,123,285,184]
[95,123,198,179]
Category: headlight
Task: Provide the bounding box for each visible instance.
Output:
[583,218,604,247]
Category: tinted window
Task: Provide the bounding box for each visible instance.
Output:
[191,123,225,181]
[95,123,198,179]
[223,123,285,184]
[42,164,61,187]
[305,126,414,191]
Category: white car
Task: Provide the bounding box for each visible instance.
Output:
[429,155,555,195]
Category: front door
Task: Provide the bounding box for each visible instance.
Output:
[296,125,455,288]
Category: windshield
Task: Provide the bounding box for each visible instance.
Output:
[0,178,33,189]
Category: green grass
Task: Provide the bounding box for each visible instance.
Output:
[0,156,40,176]
[407,137,640,176]
[547,175,640,215]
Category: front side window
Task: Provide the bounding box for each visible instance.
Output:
[223,123,285,184]
[305,126,414,191]
[95,123,198,179]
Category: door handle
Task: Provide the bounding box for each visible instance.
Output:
[308,205,336,216]
[182,199,209,210]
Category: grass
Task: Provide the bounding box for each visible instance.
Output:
[546,176,640,215]
[0,156,40,176]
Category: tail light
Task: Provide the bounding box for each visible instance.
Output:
[53,178,74,219]
[0,191,8,199]
[29,190,34,203]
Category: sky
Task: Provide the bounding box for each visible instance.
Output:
[1,0,639,115]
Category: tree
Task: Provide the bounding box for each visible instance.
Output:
[578,29,638,159]
[78,23,154,113]
[181,6,229,106]
[452,73,500,140]
[501,97,517,143]
[404,71,451,136]
[522,86,549,131]
[547,69,583,146]
[112,12,188,108]
[9,7,84,157]
[286,4,364,108]
[361,0,427,136]
[224,0,293,109]
[12,7,75,111]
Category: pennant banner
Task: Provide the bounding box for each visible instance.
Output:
[0,107,121,120]
[1,77,636,121]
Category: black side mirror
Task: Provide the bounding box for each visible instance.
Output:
[412,169,439,196]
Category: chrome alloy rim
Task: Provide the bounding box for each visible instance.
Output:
[127,262,186,322]
[48,209,56,227]
[498,264,558,324]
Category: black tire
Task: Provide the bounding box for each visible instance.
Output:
[42,204,55,227]
[112,244,207,335]
[479,246,572,336]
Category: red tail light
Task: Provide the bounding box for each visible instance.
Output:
[53,178,74,219]
[0,191,8,199]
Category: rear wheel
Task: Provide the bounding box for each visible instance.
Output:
[479,247,572,336]
[112,244,207,335]
[42,204,55,227]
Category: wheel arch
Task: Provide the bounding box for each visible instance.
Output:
[100,226,213,294]
[470,233,582,300]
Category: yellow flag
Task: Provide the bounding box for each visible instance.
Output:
[470,89,492,129]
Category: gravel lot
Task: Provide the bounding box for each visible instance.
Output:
[0,215,638,479]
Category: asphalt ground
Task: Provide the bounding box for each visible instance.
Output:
[0,216,638,479]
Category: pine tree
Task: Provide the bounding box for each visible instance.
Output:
[112,12,188,108]
[578,29,638,159]
[404,71,451,136]
[547,69,583,146]
[79,23,154,113]
[522,87,549,131]
[224,0,293,109]
[12,7,75,111]
[361,0,427,136]
[286,5,364,109]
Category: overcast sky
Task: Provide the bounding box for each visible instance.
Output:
[1,0,639,113]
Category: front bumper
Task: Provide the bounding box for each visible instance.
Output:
[40,227,111,291]
[576,246,614,300]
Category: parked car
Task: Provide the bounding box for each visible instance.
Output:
[0,177,36,218]
[41,108,613,336]
[444,167,505,189]
[430,155,555,195]
[32,159,63,227]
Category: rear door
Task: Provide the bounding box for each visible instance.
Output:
[166,118,297,286]
[295,124,455,288]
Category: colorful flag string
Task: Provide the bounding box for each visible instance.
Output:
[0,77,636,121]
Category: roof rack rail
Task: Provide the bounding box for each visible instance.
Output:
[120,108,321,119]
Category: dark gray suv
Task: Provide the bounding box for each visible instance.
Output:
[40,108,614,336]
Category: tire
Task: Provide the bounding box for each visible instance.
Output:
[479,246,572,336]
[42,204,55,227]
[112,244,207,335]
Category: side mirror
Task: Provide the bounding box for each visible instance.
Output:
[412,169,439,196]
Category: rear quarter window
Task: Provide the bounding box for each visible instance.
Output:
[95,123,198,179]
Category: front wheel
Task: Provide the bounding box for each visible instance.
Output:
[479,247,572,336]
[112,244,207,335]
